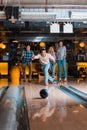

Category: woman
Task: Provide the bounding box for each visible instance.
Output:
[48,46,56,78]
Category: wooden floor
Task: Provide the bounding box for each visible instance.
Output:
[0,78,87,130]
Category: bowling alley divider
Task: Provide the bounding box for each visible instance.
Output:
[0,86,30,130]
[66,86,87,100]
[57,85,87,108]
[0,86,9,100]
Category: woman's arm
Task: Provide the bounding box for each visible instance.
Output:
[48,54,55,62]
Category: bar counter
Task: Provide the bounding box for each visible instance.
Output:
[0,61,8,75]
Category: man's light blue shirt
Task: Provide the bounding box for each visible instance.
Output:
[57,46,66,60]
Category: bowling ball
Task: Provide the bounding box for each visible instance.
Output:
[40,89,49,99]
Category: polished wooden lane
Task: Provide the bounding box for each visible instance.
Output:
[24,80,87,130]
[1,79,87,130]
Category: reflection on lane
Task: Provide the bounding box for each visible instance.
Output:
[25,83,87,130]
[28,86,68,122]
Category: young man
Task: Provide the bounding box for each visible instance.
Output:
[21,44,34,82]
[32,48,56,86]
[57,41,67,82]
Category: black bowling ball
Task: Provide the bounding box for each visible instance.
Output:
[40,89,49,99]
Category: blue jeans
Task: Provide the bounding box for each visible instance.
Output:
[41,63,54,84]
[50,61,56,78]
[57,59,67,79]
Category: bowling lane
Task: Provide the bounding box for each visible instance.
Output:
[25,82,87,130]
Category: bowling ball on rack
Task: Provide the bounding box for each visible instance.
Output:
[40,89,49,99]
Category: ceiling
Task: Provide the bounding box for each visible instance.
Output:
[2,0,87,5]
[0,0,87,43]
